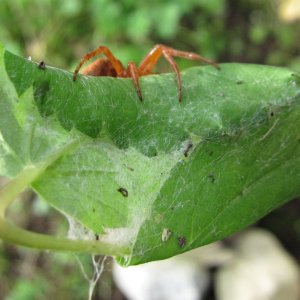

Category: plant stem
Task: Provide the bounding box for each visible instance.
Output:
[0,139,82,216]
[0,166,42,216]
[0,217,129,255]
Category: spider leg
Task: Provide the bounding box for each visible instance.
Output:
[138,45,183,102]
[138,45,163,75]
[127,62,143,101]
[162,46,220,70]
[73,46,125,81]
[161,50,183,102]
[138,44,220,102]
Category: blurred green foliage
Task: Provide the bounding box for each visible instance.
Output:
[0,0,225,68]
[0,244,102,300]
[0,0,300,299]
[0,0,299,72]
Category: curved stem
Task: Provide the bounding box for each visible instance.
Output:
[0,141,77,216]
[0,166,43,216]
[0,217,128,255]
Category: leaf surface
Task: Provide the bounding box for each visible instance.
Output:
[1,45,300,265]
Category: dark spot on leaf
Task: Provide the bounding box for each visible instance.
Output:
[178,236,186,247]
[236,79,243,84]
[268,106,280,119]
[184,141,193,157]
[92,208,95,212]
[38,61,46,70]
[118,187,128,197]
[208,173,215,183]
[144,145,159,157]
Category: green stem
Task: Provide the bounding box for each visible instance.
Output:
[0,217,129,255]
[0,140,79,216]
[0,165,43,216]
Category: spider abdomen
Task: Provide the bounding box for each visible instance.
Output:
[82,58,118,77]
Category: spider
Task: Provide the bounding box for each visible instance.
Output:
[73,44,219,102]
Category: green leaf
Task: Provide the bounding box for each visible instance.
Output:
[1,44,300,265]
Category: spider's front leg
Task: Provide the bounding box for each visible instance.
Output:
[127,62,143,101]
[138,44,220,102]
[72,46,126,81]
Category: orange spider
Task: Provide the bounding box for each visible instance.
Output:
[73,44,219,102]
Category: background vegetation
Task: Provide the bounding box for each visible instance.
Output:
[0,0,300,299]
